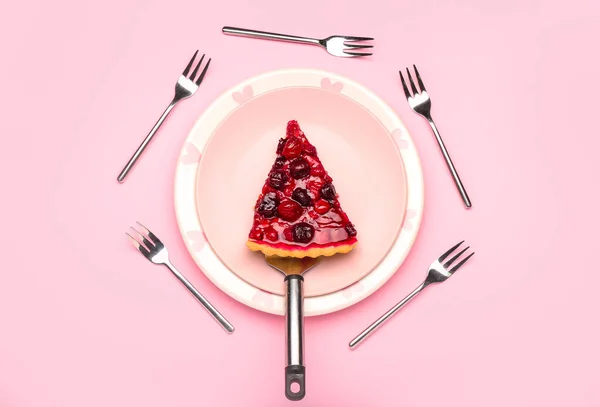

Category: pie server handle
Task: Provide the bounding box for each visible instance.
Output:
[284,274,305,401]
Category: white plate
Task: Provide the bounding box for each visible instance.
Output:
[174,69,424,316]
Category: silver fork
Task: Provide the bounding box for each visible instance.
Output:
[117,51,211,183]
[349,241,474,349]
[400,66,472,208]
[222,26,373,57]
[127,222,234,333]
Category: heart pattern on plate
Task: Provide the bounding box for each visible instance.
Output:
[233,85,254,104]
[180,143,201,165]
[402,209,418,231]
[175,69,424,316]
[321,78,343,93]
[252,289,275,309]
[391,129,409,149]
[341,282,364,298]
[186,231,207,252]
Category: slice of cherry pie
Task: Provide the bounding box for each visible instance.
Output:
[247,120,357,258]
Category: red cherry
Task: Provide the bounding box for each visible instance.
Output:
[310,165,325,177]
[283,227,294,242]
[264,227,279,241]
[314,199,330,215]
[320,183,337,200]
[256,192,279,218]
[282,137,303,159]
[262,184,275,194]
[273,156,286,169]
[249,228,264,240]
[286,120,301,137]
[268,170,287,190]
[292,222,315,243]
[289,158,310,179]
[278,199,303,222]
[304,142,317,156]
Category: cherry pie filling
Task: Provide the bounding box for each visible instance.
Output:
[247,120,357,252]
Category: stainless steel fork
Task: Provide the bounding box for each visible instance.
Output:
[117,51,212,183]
[400,65,472,208]
[127,222,234,333]
[222,26,373,57]
[349,241,474,349]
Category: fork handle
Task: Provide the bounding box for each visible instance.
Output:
[222,26,320,46]
[349,282,426,349]
[426,116,472,208]
[164,262,235,333]
[117,101,176,183]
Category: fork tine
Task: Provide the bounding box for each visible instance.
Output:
[399,71,412,99]
[196,58,211,85]
[189,54,205,82]
[343,51,373,57]
[131,227,154,250]
[344,43,374,49]
[406,68,419,95]
[438,240,464,262]
[413,65,426,92]
[449,252,475,274]
[182,50,198,77]
[136,221,161,245]
[343,36,374,41]
[126,232,150,256]
[444,246,470,268]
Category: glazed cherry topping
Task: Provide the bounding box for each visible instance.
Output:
[283,227,294,242]
[307,179,324,197]
[289,158,310,179]
[340,211,350,224]
[257,192,279,218]
[304,142,317,156]
[292,222,315,243]
[320,183,337,200]
[282,183,296,197]
[249,228,264,240]
[278,199,303,222]
[249,120,356,249]
[268,170,287,190]
[314,199,330,215]
[292,188,312,207]
[311,164,325,177]
[273,156,286,169]
[282,137,303,159]
[286,120,301,137]
[276,138,286,154]
[264,227,279,241]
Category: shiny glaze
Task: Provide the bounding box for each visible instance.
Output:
[249,120,357,247]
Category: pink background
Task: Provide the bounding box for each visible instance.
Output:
[1,0,599,406]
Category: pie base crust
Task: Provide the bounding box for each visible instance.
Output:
[246,239,357,258]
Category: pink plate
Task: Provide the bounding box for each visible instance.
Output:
[174,69,424,316]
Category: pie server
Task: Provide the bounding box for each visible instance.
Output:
[266,255,321,401]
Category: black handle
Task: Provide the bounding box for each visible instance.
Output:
[285,365,306,401]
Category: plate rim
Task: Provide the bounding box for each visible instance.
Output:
[174,68,424,316]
